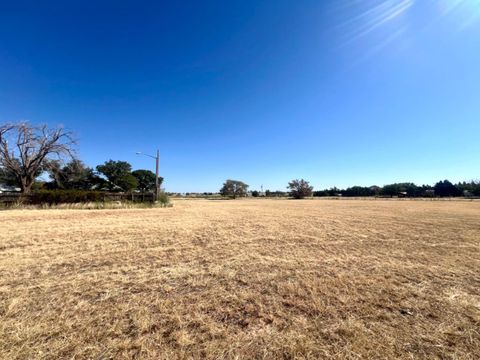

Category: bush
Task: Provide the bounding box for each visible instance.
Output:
[29,190,106,205]
[157,191,170,207]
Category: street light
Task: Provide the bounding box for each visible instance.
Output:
[136,150,160,201]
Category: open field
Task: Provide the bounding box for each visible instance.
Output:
[1,199,479,359]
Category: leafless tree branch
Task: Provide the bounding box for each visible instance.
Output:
[0,122,76,193]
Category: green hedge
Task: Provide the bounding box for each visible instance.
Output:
[29,190,106,205]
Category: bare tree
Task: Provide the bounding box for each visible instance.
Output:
[0,123,75,194]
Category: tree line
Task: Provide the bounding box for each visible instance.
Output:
[221,179,480,199]
[0,122,162,194]
[311,180,480,198]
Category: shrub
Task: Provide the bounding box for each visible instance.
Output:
[157,191,170,207]
[29,190,106,205]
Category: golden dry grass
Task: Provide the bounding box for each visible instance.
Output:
[0,199,479,359]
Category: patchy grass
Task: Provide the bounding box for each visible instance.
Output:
[0,199,479,359]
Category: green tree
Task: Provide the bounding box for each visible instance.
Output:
[132,169,164,192]
[96,160,137,191]
[47,159,101,190]
[343,186,375,197]
[116,173,138,192]
[0,167,19,187]
[381,183,401,196]
[381,183,421,197]
[473,182,480,196]
[287,179,313,199]
[434,180,461,197]
[220,180,249,199]
[456,181,480,196]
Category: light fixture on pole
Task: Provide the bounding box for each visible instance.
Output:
[135,150,160,200]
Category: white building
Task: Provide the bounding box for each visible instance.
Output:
[0,184,21,193]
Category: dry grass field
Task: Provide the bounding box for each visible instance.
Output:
[0,199,479,359]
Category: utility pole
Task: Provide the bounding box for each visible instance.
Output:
[136,150,160,201]
[155,149,160,201]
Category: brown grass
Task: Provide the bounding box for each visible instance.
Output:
[0,199,479,359]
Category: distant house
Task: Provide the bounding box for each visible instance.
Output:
[398,191,408,198]
[463,190,474,198]
[248,191,266,197]
[0,184,21,193]
[425,189,435,197]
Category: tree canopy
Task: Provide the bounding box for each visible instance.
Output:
[220,180,249,199]
[287,179,313,199]
[0,167,18,187]
[434,180,462,197]
[47,160,101,190]
[96,160,138,192]
[132,169,164,192]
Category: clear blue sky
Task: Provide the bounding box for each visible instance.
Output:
[1,0,479,192]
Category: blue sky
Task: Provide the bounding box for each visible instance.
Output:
[1,0,479,192]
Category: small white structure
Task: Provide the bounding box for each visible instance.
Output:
[0,184,21,193]
[425,190,435,197]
